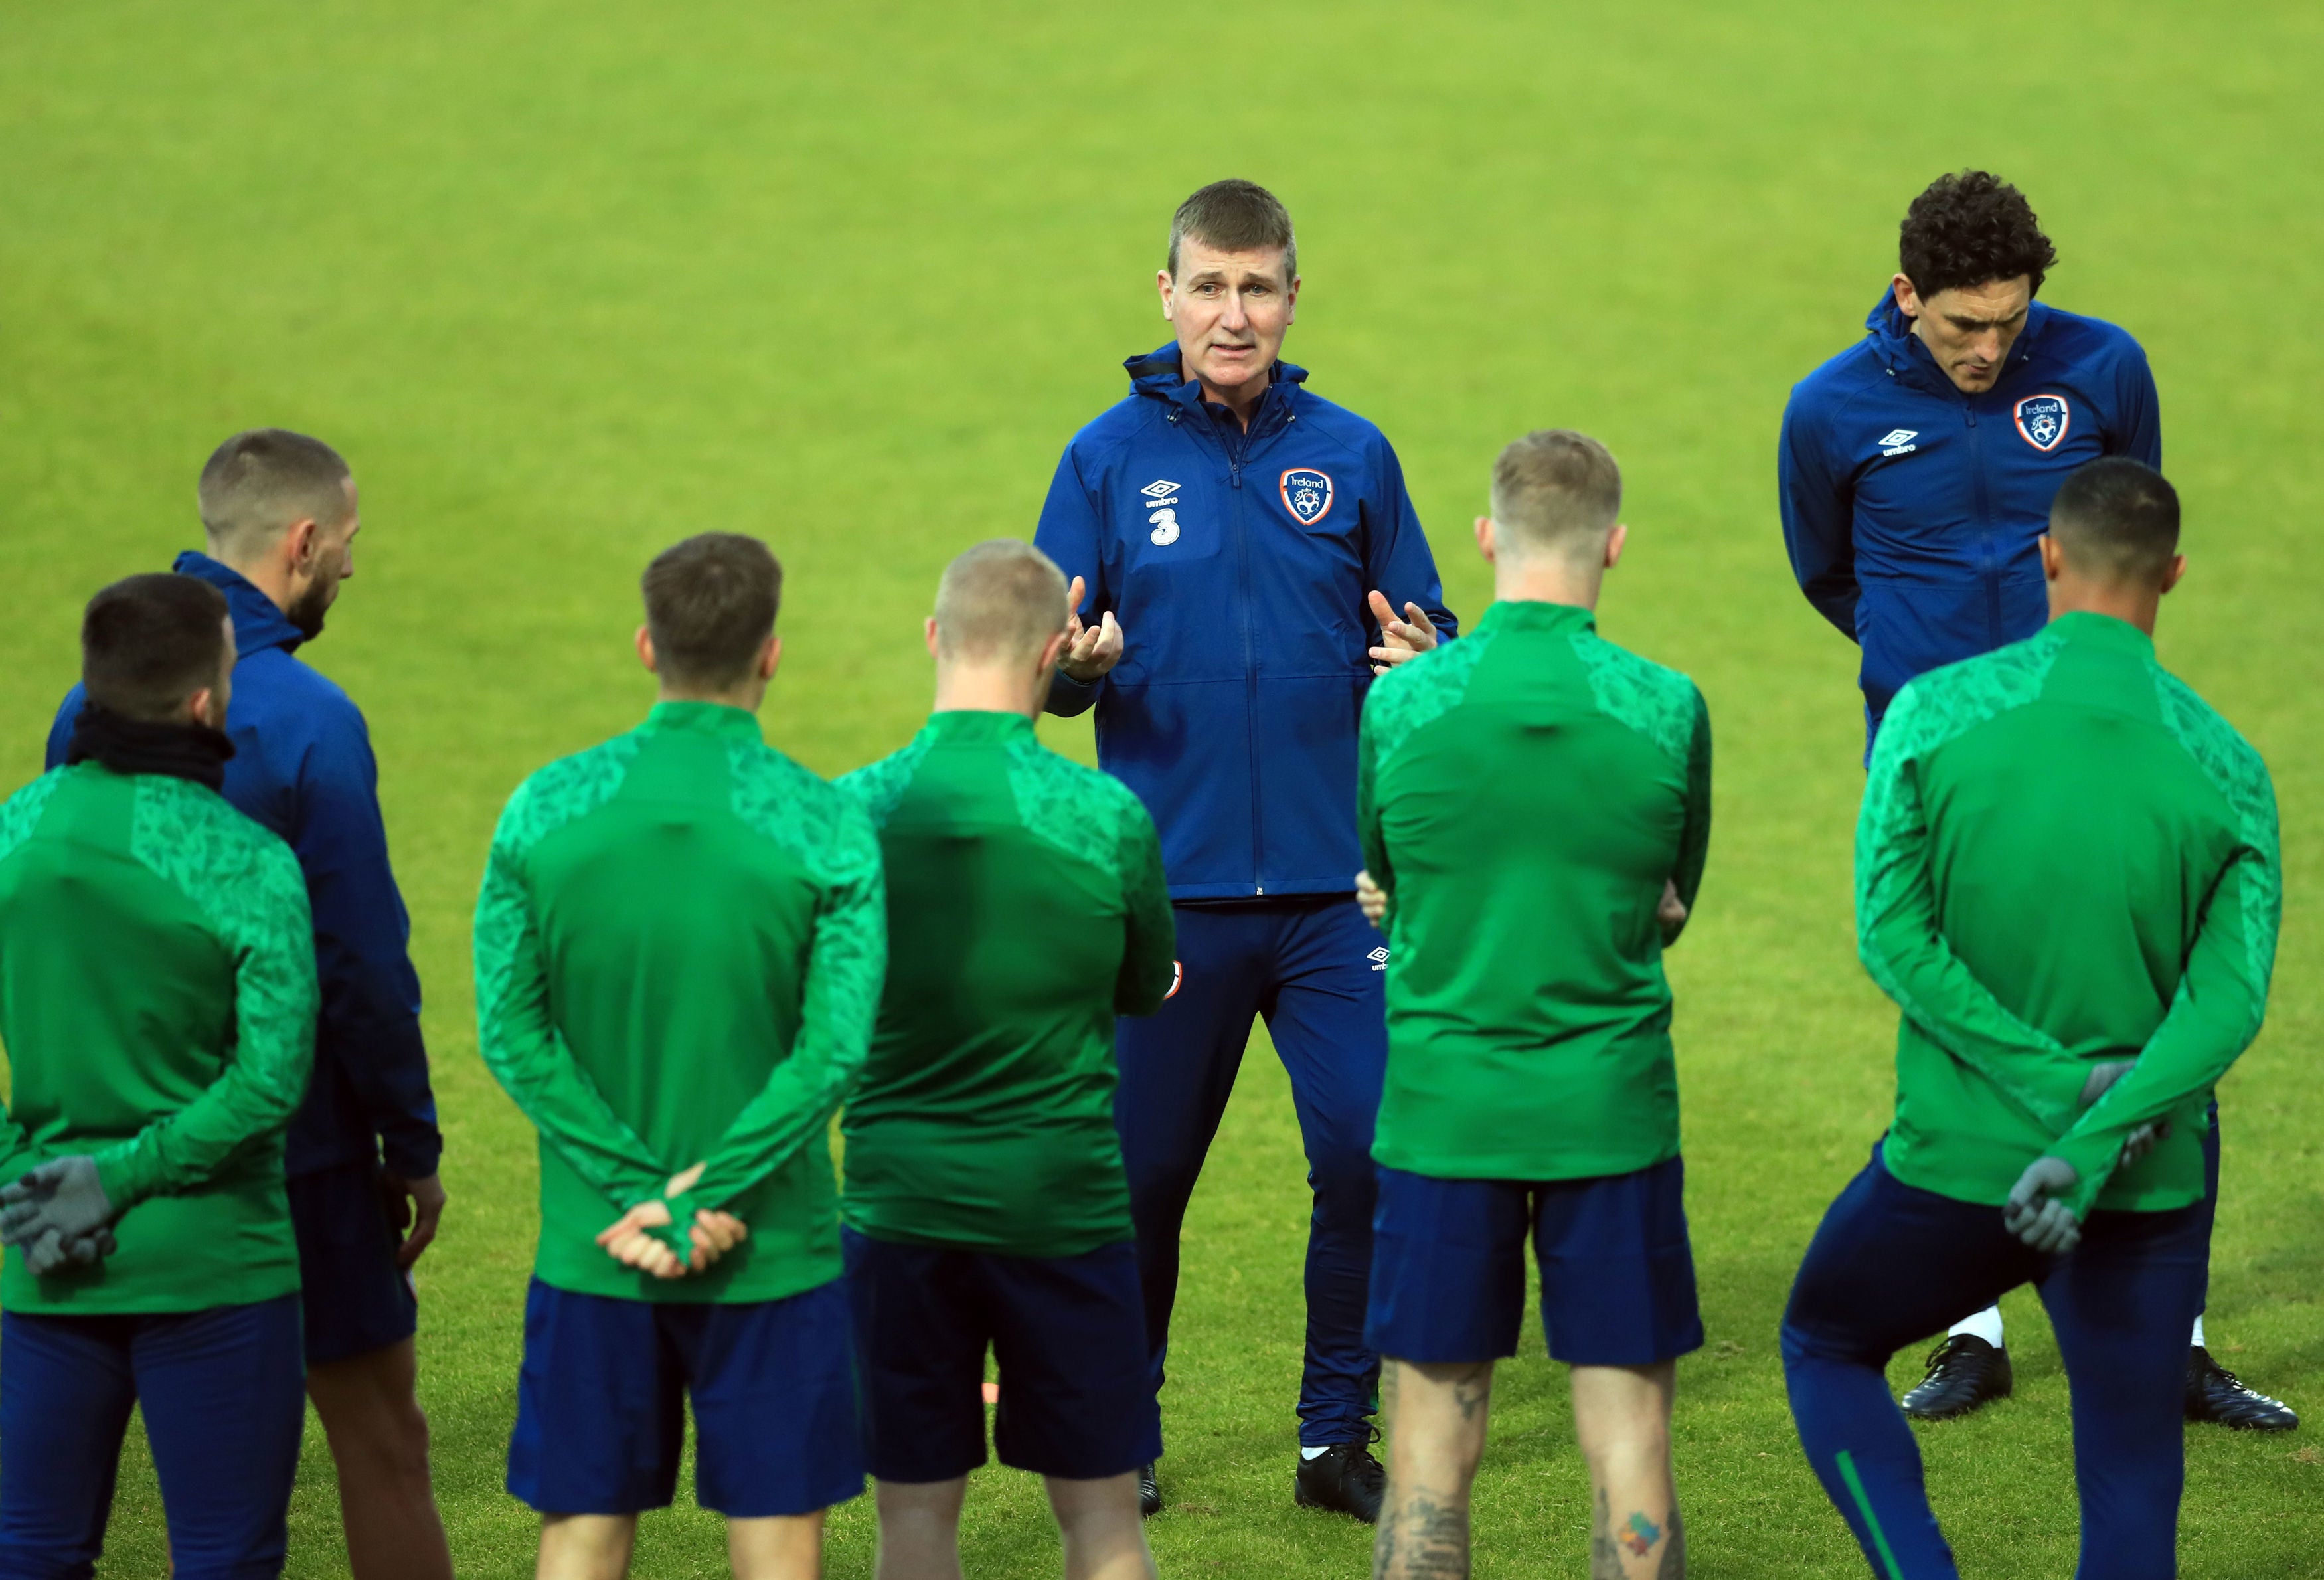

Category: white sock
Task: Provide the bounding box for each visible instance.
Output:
[2191,1314,2206,1349]
[1301,1445,1331,1460]
[1949,1306,2006,1348]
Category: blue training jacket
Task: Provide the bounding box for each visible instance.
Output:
[47,553,440,1181]
[1778,290,2160,739]
[1035,345,1457,901]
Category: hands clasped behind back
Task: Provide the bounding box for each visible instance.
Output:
[595,1162,750,1280]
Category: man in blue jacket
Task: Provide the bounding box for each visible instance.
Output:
[47,430,456,1579]
[1778,173,2293,1433]
[1034,179,1457,1522]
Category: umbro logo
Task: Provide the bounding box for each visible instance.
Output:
[1878,428,1919,456]
[1141,478,1183,546]
[1367,946,1390,971]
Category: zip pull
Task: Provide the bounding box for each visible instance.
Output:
[1230,462,1242,489]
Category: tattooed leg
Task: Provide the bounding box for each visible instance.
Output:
[1572,1362,1682,1579]
[1372,1359,1494,1580]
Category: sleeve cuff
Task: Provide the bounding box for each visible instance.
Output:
[2046,1140,2115,1219]
[1044,672,1101,718]
[92,1147,151,1212]
[380,1128,443,1182]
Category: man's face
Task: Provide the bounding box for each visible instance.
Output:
[287,480,361,640]
[1894,274,2033,394]
[1159,239,1297,399]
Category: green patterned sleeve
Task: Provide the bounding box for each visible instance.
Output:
[0,778,61,1188]
[1665,685,1713,945]
[473,781,676,1216]
[684,792,886,1213]
[2046,716,2281,1216]
[92,790,319,1207]
[1114,793,1177,1015]
[1855,685,2094,1134]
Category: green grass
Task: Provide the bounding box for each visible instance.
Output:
[1,1,2319,1573]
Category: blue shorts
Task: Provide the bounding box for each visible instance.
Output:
[1367,1158,1703,1367]
[507,1278,863,1519]
[0,1294,305,1580]
[843,1229,1163,1482]
[288,1158,418,1365]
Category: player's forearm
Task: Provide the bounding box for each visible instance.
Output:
[1861,915,2086,1132]
[1044,671,1101,717]
[94,1013,313,1206]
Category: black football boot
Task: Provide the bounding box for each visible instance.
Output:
[2187,1348,2299,1431]
[1293,1438,1386,1523]
[1137,1462,1162,1518]
[1900,1334,2013,1421]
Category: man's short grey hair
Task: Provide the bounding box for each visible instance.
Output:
[934,540,1070,661]
[1167,179,1296,283]
[1489,430,1623,556]
[197,429,353,555]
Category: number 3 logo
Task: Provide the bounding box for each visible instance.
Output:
[1149,507,1181,546]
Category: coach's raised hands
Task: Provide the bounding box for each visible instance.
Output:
[1367,590,1439,673]
[1058,575,1123,683]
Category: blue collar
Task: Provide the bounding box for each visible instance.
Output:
[171,551,307,658]
[1125,342,1308,428]
[1863,287,2050,396]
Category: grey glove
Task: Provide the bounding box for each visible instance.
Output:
[2003,1156,2082,1255]
[1,1158,116,1251]
[2078,1060,2136,1107]
[19,1224,117,1277]
[2119,1118,2171,1168]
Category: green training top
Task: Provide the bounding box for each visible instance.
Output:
[0,763,318,1314]
[1359,599,1712,1182]
[838,711,1175,1257]
[474,701,886,1304]
[1859,611,2279,1219]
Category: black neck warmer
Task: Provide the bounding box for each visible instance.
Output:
[64,703,235,792]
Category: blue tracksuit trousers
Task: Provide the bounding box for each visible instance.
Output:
[1114,897,1386,1449]
[1782,1144,2207,1579]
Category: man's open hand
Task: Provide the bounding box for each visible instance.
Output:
[1355,869,1388,927]
[1367,592,1439,674]
[1059,576,1124,683]
[2003,1156,2082,1254]
[1,1158,114,1255]
[380,1171,447,1271]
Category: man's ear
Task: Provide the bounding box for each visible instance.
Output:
[284,517,321,569]
[1285,272,1300,323]
[1891,273,1921,321]
[758,633,782,681]
[1474,515,1497,565]
[1038,627,1070,673]
[2159,553,2188,596]
[636,624,659,674]
[185,685,218,731]
[2038,535,2065,582]
[1604,522,1629,571]
[1157,270,1175,320]
[924,616,942,659]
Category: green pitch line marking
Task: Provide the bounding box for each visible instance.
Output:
[1835,1450,1906,1580]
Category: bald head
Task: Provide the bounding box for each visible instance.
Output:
[197,429,354,559]
[1489,430,1622,560]
[934,540,1070,663]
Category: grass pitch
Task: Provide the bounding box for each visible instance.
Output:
[2,3,2319,1575]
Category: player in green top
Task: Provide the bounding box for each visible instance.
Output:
[0,573,319,1577]
[1781,458,2276,1580]
[1355,432,1709,1580]
[838,540,1174,1580]
[474,533,884,1580]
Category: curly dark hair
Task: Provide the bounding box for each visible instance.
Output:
[1899,171,2057,299]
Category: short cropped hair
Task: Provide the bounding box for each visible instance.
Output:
[1489,430,1623,557]
[1899,171,2058,300]
[197,429,353,554]
[82,574,232,722]
[2049,458,2179,580]
[641,533,784,687]
[934,539,1070,662]
[1168,179,1296,282]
